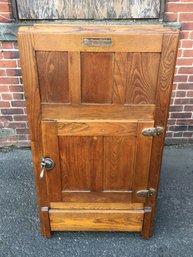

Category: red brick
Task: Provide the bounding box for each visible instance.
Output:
[174,132,183,137]
[0,116,13,121]
[183,132,193,137]
[11,101,26,107]
[180,31,190,39]
[165,12,178,22]
[12,93,24,100]
[6,69,21,76]
[3,51,19,59]
[177,49,182,57]
[16,128,29,135]
[178,83,193,90]
[0,3,11,12]
[187,91,193,97]
[13,115,28,121]
[169,125,188,132]
[189,76,193,82]
[176,91,186,97]
[8,122,26,128]
[0,77,19,84]
[174,75,188,82]
[176,58,193,66]
[182,23,193,31]
[184,105,193,111]
[167,3,193,12]
[171,112,192,118]
[188,126,193,131]
[0,13,12,22]
[1,93,12,100]
[1,42,13,49]
[0,60,17,68]
[9,86,23,92]
[176,119,193,125]
[0,85,9,92]
[0,70,6,76]
[175,98,193,104]
[167,119,176,125]
[17,135,28,141]
[179,13,193,22]
[13,42,18,49]
[178,67,193,74]
[1,108,24,115]
[166,132,173,138]
[183,50,193,57]
[0,101,10,107]
[169,105,183,112]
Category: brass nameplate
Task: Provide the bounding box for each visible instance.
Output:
[83,38,112,47]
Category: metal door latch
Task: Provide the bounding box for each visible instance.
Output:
[136,188,156,198]
[142,126,164,137]
[40,157,55,179]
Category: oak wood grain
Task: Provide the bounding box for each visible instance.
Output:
[18,28,48,207]
[142,33,179,239]
[81,53,113,103]
[49,209,144,231]
[62,192,133,203]
[42,104,155,121]
[36,51,69,103]
[41,121,62,202]
[59,136,103,191]
[113,52,128,104]
[50,202,144,210]
[57,121,137,136]
[126,53,160,104]
[68,52,81,104]
[132,121,154,203]
[40,207,51,238]
[103,136,136,191]
[33,32,163,53]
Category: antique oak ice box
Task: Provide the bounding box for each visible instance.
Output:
[18,25,179,239]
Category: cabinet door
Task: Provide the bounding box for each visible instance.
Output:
[41,120,153,204]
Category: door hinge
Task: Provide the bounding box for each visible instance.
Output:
[142,126,164,137]
[136,188,156,198]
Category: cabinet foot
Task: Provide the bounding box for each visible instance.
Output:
[40,207,51,238]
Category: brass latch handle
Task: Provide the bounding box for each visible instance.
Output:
[40,157,55,179]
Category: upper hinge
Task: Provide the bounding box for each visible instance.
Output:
[142,126,164,137]
[136,188,156,198]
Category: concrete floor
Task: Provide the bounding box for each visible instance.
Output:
[0,146,193,257]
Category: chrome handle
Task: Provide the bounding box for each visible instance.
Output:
[40,157,55,179]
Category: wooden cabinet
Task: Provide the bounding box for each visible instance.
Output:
[18,25,179,239]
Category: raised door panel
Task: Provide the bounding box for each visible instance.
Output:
[103,136,136,191]
[59,136,103,191]
[36,51,69,103]
[81,53,114,104]
[125,53,160,104]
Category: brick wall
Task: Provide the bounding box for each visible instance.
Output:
[0,0,193,147]
[165,0,193,145]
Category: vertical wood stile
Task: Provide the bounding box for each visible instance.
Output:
[132,121,154,203]
[41,121,62,202]
[142,33,179,239]
[113,52,128,104]
[18,28,48,207]
[68,52,81,104]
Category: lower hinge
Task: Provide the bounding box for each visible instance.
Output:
[136,188,156,198]
[142,126,164,137]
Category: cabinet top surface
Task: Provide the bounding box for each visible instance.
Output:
[18,24,179,35]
